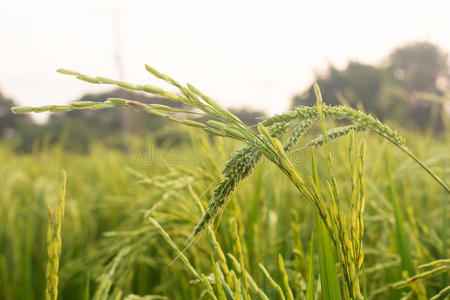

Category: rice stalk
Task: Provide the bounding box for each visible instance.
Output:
[211,255,226,300]
[307,124,367,148]
[305,233,316,300]
[392,265,449,289]
[278,254,294,300]
[259,263,286,300]
[313,153,342,300]
[226,254,269,300]
[147,217,216,297]
[386,157,415,276]
[45,170,67,300]
[231,218,249,300]
[430,285,450,300]
[9,65,449,299]
[12,66,448,193]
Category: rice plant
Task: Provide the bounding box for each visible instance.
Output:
[46,170,67,300]
[8,65,449,299]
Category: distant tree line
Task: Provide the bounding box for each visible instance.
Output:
[0,88,265,151]
[0,42,448,151]
[0,90,33,139]
[292,42,449,131]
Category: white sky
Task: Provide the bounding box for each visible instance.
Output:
[1,0,449,120]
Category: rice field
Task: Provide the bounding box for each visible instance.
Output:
[2,67,449,299]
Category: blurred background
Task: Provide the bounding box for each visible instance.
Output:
[1,2,450,299]
[0,0,449,151]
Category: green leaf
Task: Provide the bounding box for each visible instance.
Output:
[386,156,415,276]
[312,152,342,300]
[316,214,342,300]
[305,233,316,300]
[211,255,226,300]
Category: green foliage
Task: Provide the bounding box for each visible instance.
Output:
[386,158,415,276]
[1,88,265,153]
[4,64,449,300]
[0,126,448,299]
[317,215,342,300]
[292,42,449,131]
[305,233,316,300]
[0,89,32,139]
[312,150,342,300]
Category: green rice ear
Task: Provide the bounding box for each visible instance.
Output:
[11,106,34,114]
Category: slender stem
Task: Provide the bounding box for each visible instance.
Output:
[398,146,449,193]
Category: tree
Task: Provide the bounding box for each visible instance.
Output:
[33,88,184,151]
[388,42,449,130]
[292,62,385,117]
[292,42,449,131]
[389,42,449,93]
[229,108,266,127]
[0,89,32,139]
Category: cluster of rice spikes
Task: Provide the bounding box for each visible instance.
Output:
[12,65,449,299]
[262,101,448,193]
[239,85,369,298]
[308,87,367,299]
[392,259,450,299]
[12,65,447,193]
[45,171,66,300]
[102,174,270,299]
[190,119,312,239]
[65,170,197,299]
[149,182,303,300]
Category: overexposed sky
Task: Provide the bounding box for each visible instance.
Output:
[1,0,449,119]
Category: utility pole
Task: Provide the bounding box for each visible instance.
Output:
[113,8,125,81]
[93,3,138,154]
[112,7,131,154]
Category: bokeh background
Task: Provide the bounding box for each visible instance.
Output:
[1,0,449,150]
[0,2,449,299]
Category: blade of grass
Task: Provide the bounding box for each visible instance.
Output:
[312,152,342,300]
[442,174,448,287]
[84,272,90,300]
[316,214,342,300]
[305,233,315,300]
[386,156,428,299]
[430,285,450,300]
[278,254,294,300]
[211,255,226,300]
[386,156,414,276]
[259,263,286,300]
